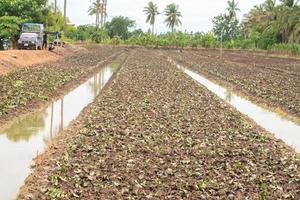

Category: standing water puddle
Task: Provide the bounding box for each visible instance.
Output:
[174,62,300,153]
[0,60,120,200]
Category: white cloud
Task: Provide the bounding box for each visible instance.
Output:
[55,0,265,33]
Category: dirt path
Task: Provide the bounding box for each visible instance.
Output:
[0,47,75,75]
[18,49,299,199]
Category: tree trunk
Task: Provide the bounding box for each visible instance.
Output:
[54,0,57,31]
[152,24,155,35]
[100,3,104,28]
[63,0,67,35]
[103,0,107,25]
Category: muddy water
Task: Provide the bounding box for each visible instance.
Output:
[0,61,120,200]
[175,64,300,153]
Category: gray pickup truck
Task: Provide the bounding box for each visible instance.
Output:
[17,23,44,50]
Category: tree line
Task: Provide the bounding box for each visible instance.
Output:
[0,0,300,54]
[212,0,300,49]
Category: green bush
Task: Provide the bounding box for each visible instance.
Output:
[109,35,123,45]
[91,29,109,43]
[271,43,300,55]
[0,16,24,41]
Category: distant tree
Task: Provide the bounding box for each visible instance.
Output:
[226,0,240,20]
[280,0,299,7]
[91,28,109,43]
[242,0,300,43]
[0,16,24,41]
[0,0,49,22]
[212,0,241,40]
[106,16,135,39]
[212,14,241,40]
[164,4,182,32]
[130,29,145,37]
[143,1,160,35]
[89,0,102,28]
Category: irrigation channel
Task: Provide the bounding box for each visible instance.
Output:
[0,59,122,200]
[169,59,300,153]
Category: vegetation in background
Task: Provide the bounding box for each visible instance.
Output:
[88,0,107,29]
[105,16,135,40]
[212,0,241,41]
[164,3,182,32]
[0,0,300,55]
[0,16,24,41]
[143,1,160,35]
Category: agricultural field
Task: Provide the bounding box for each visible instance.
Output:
[18,49,300,199]
[166,49,300,119]
[0,46,124,126]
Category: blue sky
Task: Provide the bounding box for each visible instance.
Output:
[56,0,265,33]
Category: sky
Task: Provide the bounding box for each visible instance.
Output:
[56,0,265,33]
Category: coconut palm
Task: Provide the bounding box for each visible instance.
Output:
[164,4,182,32]
[226,0,240,20]
[143,1,160,35]
[103,0,108,24]
[280,0,299,7]
[63,0,67,34]
[278,4,300,42]
[89,0,107,28]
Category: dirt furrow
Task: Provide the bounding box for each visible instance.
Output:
[18,49,299,200]
[0,46,125,128]
[166,49,300,119]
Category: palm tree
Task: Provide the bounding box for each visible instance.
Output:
[103,0,108,24]
[63,0,67,34]
[54,0,57,31]
[226,0,240,20]
[143,1,160,35]
[280,0,299,7]
[278,4,300,42]
[89,0,107,28]
[164,4,182,32]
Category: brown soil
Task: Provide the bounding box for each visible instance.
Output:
[0,46,124,130]
[0,47,76,75]
[18,49,299,200]
[166,48,300,120]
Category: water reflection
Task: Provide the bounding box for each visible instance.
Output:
[176,64,300,153]
[2,110,48,142]
[225,90,233,103]
[0,62,119,200]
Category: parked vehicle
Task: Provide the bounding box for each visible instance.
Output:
[17,23,44,50]
[1,38,9,50]
[17,33,43,50]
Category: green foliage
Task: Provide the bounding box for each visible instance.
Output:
[200,32,218,48]
[0,0,49,22]
[212,0,241,41]
[243,0,300,44]
[109,35,123,45]
[212,14,241,41]
[125,32,219,49]
[91,28,109,43]
[66,25,97,41]
[164,4,182,32]
[106,16,135,40]
[271,43,300,55]
[143,1,160,34]
[0,16,24,40]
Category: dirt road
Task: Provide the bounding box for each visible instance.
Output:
[0,48,74,75]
